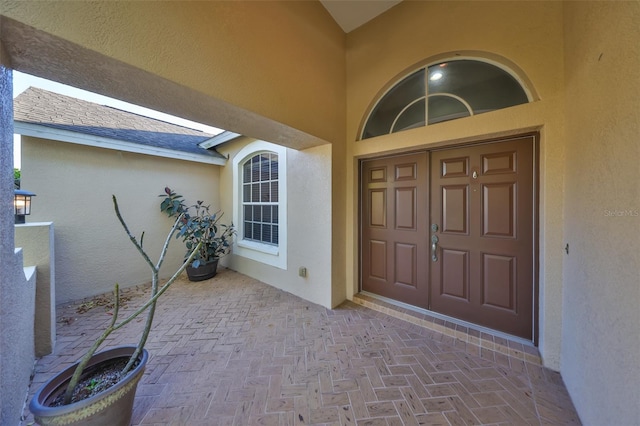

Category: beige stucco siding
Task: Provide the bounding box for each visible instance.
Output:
[344,0,566,368]
[562,2,640,424]
[21,136,220,303]
[0,1,346,149]
[15,222,55,356]
[0,50,36,426]
[218,138,333,309]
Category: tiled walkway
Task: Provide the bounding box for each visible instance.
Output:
[23,269,580,425]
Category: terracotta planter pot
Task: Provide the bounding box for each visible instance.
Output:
[186,258,219,281]
[29,346,148,426]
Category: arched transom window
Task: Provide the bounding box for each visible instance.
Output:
[361,59,530,140]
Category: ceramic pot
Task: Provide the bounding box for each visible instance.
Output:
[29,345,148,426]
[185,258,219,281]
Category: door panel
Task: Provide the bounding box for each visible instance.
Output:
[369,240,387,279]
[482,253,516,311]
[361,153,429,308]
[482,183,515,237]
[395,187,416,229]
[395,243,417,287]
[369,190,386,227]
[440,249,469,300]
[430,137,534,339]
[442,185,469,234]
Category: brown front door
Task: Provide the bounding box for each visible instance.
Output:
[361,152,429,309]
[360,135,536,340]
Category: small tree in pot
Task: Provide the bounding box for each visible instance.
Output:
[159,187,235,281]
[29,196,202,425]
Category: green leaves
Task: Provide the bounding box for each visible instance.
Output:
[159,187,185,216]
[158,187,236,267]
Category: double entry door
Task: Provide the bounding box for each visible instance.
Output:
[361,135,536,339]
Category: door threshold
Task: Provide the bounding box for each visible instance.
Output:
[353,292,542,366]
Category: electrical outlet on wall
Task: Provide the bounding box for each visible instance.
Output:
[298,267,307,278]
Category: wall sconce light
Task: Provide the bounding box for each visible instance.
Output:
[14,189,36,224]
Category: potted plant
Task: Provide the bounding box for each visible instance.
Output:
[29,195,202,425]
[159,187,235,281]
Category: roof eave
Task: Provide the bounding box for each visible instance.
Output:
[198,131,241,149]
[14,121,227,166]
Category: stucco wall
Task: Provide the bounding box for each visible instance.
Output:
[0,53,35,426]
[562,2,640,424]
[344,0,566,369]
[0,251,35,426]
[0,1,346,149]
[15,222,55,356]
[21,136,220,303]
[218,139,333,309]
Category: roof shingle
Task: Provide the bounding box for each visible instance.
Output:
[13,87,225,159]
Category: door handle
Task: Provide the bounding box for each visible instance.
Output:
[431,235,439,262]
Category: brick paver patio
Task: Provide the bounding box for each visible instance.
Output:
[23,268,580,425]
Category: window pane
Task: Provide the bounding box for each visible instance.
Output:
[427,60,527,114]
[252,223,262,240]
[244,222,252,240]
[244,205,252,221]
[243,162,252,183]
[253,205,262,221]
[251,183,260,203]
[271,157,279,180]
[271,181,278,202]
[363,69,425,139]
[273,206,278,224]
[260,154,270,181]
[262,205,271,223]
[428,95,470,125]
[252,156,260,182]
[272,225,279,245]
[243,184,250,202]
[261,182,270,202]
[392,99,425,133]
[262,225,272,243]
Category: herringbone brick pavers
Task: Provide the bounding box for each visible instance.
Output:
[22,269,580,425]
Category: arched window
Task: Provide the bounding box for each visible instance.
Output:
[361,59,530,140]
[232,141,287,269]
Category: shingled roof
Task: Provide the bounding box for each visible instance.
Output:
[13,87,226,163]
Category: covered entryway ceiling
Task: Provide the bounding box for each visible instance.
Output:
[320,0,402,33]
[1,2,402,149]
[0,17,327,151]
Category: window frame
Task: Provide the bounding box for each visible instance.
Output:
[232,141,287,269]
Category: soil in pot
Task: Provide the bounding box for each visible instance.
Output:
[48,357,139,406]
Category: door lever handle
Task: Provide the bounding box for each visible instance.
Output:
[431,235,439,262]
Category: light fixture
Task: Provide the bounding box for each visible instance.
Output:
[14,189,36,224]
[430,71,443,81]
